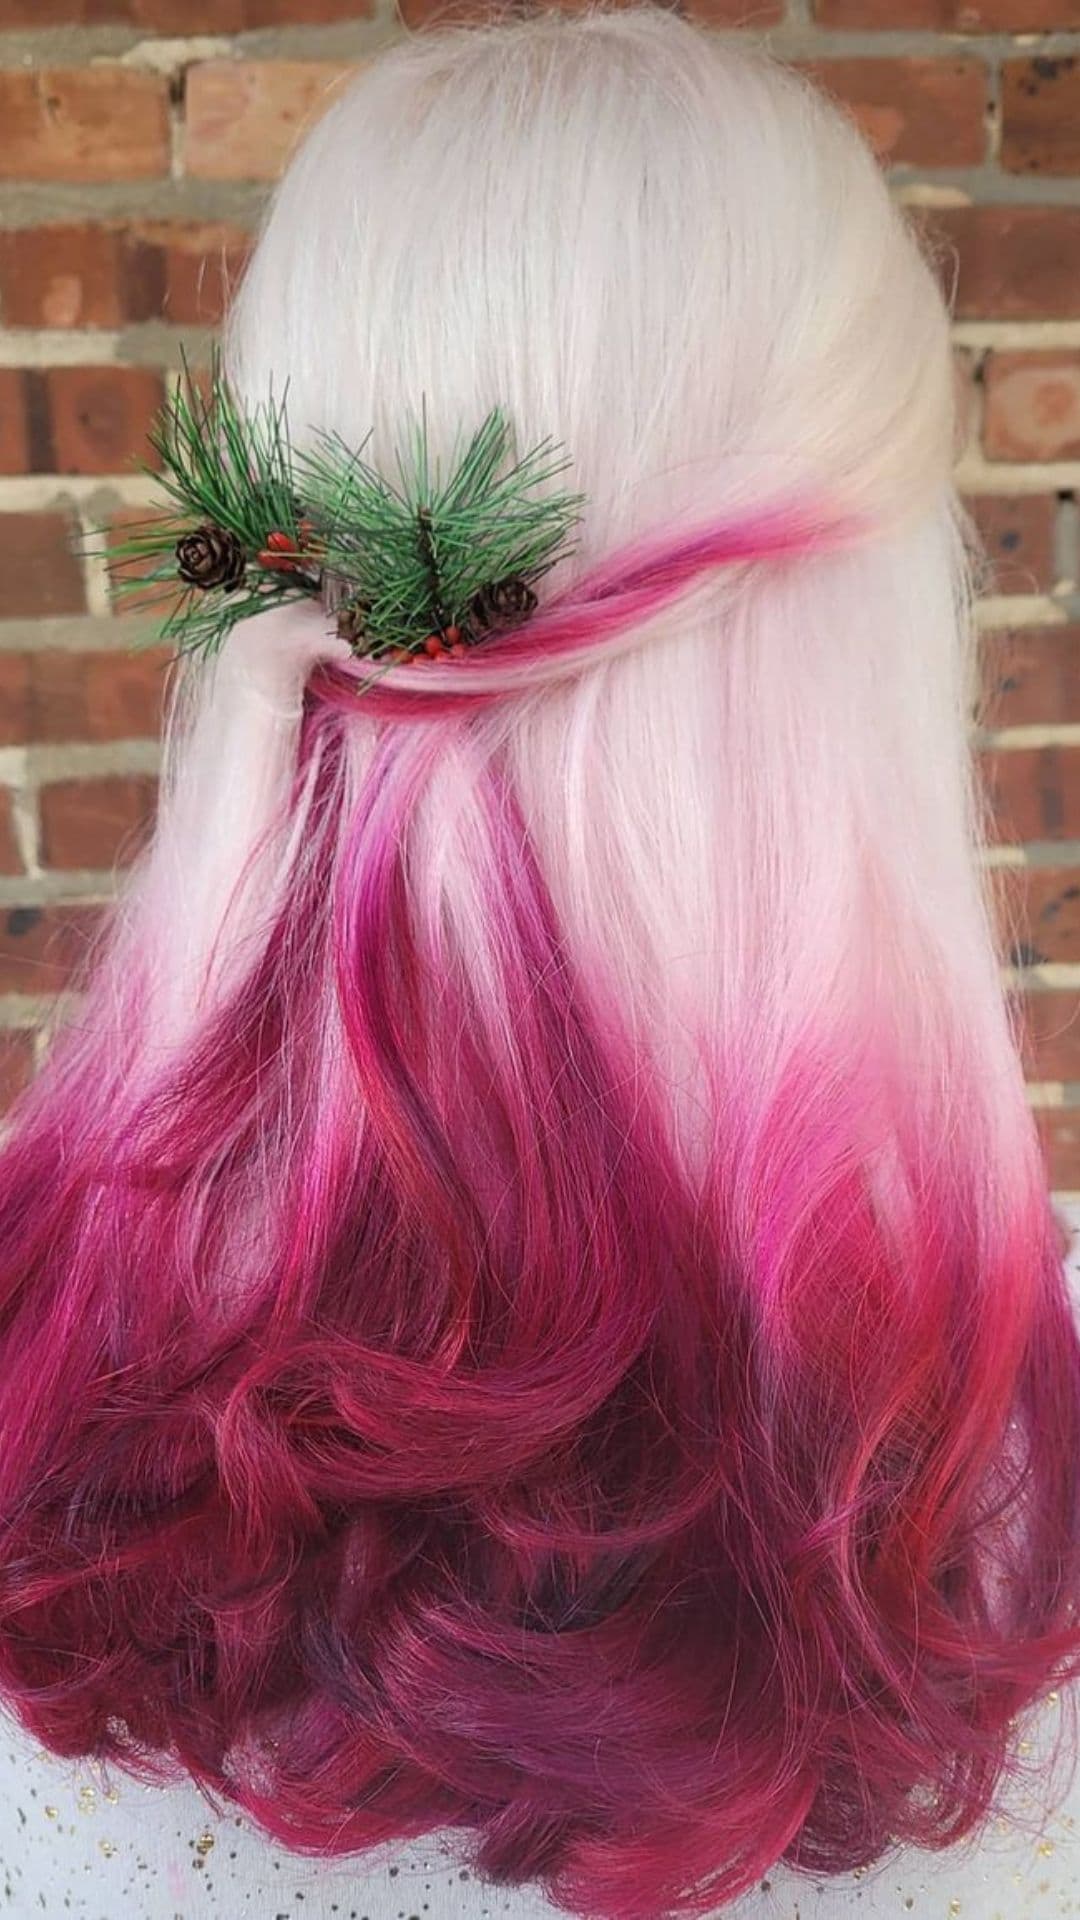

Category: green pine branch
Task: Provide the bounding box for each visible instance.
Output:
[105,352,585,663]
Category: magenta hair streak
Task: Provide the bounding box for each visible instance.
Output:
[1,14,1079,1920]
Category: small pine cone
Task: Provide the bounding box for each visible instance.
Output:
[176,525,247,592]
[468,576,537,634]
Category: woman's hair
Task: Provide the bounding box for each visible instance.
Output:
[1,11,1078,1917]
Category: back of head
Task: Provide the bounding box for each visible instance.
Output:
[0,12,1077,1919]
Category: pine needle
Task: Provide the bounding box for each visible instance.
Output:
[106,351,584,664]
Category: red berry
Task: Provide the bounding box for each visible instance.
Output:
[264,529,297,553]
[449,642,467,657]
[424,634,446,657]
[444,625,462,645]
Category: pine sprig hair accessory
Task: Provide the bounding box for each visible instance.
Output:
[108,355,585,668]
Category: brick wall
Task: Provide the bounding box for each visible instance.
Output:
[1,0,1078,1183]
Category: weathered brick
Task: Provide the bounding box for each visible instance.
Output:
[0,1031,34,1116]
[982,628,1080,731]
[1037,1110,1080,1188]
[0,650,171,749]
[0,223,253,331]
[0,370,29,477]
[1000,867,1080,968]
[1002,58,1080,176]
[0,792,21,877]
[0,70,170,184]
[39,774,158,871]
[800,58,987,168]
[0,514,85,621]
[184,61,357,182]
[128,222,253,325]
[968,495,1057,596]
[0,0,371,19]
[57,648,169,743]
[0,659,30,751]
[45,367,164,477]
[918,207,1080,321]
[0,226,123,330]
[982,747,1080,843]
[0,904,105,996]
[983,351,1080,463]
[1021,991,1080,1081]
[682,0,784,19]
[815,0,1080,25]
[106,510,180,619]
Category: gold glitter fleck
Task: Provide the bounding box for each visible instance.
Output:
[1049,1691,1061,1705]
[44,1806,57,1820]
[98,1839,116,1859]
[194,1830,215,1857]
[103,1785,119,1805]
[1020,1740,1034,1757]
[76,1784,96,1814]
[949,1902,962,1916]
[1040,1839,1056,1857]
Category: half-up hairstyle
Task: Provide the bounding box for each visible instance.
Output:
[1,12,1078,1918]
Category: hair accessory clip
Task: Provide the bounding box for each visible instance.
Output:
[108,354,585,672]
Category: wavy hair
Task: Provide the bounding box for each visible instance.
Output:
[1,12,1078,1917]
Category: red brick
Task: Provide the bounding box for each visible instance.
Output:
[815,0,1080,24]
[982,747,1080,843]
[918,207,1080,321]
[1002,58,1080,176]
[0,650,170,750]
[968,496,1057,596]
[1021,992,1080,1081]
[184,61,357,182]
[1036,1110,1080,1188]
[39,775,158,871]
[683,0,784,17]
[0,792,21,877]
[982,628,1080,730]
[0,0,364,14]
[0,514,85,621]
[0,223,253,331]
[0,1031,34,1116]
[130,222,252,325]
[0,226,125,330]
[0,904,105,996]
[0,0,371,18]
[106,510,180,620]
[983,352,1080,462]
[1000,868,1080,968]
[0,659,30,750]
[0,370,29,476]
[45,367,164,478]
[392,0,492,15]
[0,70,170,184]
[137,0,371,19]
[46,649,169,743]
[800,58,987,168]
